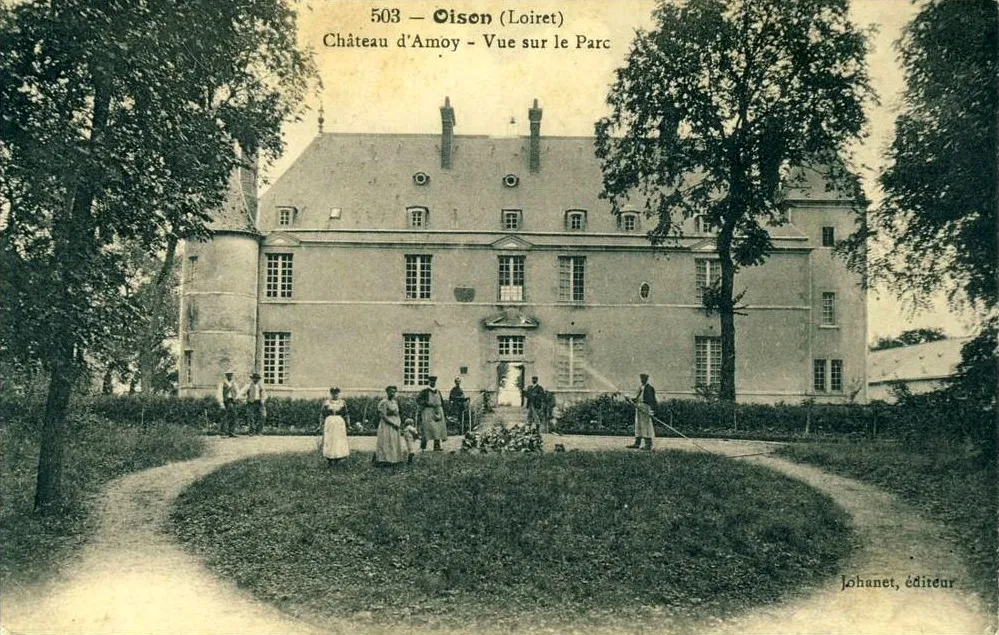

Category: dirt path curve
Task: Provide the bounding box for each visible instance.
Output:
[1,435,990,635]
[2,436,340,635]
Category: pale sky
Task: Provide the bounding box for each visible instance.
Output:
[266,0,977,342]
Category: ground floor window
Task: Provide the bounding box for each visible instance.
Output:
[404,334,431,386]
[695,336,722,388]
[813,358,844,393]
[830,359,844,392]
[556,334,587,388]
[263,332,291,385]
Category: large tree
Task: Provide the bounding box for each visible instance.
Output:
[0,0,314,513]
[596,0,873,401]
[866,0,998,422]
[870,0,997,314]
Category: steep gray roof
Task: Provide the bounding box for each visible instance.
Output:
[258,132,822,237]
[210,160,258,234]
[868,337,970,385]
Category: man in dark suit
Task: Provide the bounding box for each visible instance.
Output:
[627,373,657,451]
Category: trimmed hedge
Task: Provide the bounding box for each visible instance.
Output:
[555,393,995,453]
[80,394,475,436]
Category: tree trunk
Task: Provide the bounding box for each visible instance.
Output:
[717,223,738,402]
[34,346,77,515]
[138,236,178,395]
[33,75,112,515]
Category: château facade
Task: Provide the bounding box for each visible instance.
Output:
[178,99,867,405]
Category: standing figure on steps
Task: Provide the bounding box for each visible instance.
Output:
[524,375,547,432]
[417,376,447,451]
[321,387,350,467]
[627,373,657,451]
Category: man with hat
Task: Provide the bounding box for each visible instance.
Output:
[417,375,447,451]
[216,371,239,437]
[448,377,470,434]
[524,375,547,432]
[242,372,267,435]
[627,373,657,451]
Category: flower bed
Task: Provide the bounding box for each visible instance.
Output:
[461,423,543,453]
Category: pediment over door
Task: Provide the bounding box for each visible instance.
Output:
[490,235,533,251]
[483,309,540,329]
[262,232,302,247]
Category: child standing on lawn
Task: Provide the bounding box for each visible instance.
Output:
[402,417,418,464]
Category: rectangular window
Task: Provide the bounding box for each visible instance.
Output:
[556,334,587,388]
[622,214,638,231]
[183,350,193,384]
[186,256,198,283]
[403,334,431,386]
[265,253,294,298]
[830,359,844,392]
[821,292,837,325]
[558,256,586,302]
[822,226,835,247]
[695,336,722,388]
[278,207,294,226]
[263,332,291,385]
[813,359,827,392]
[502,209,522,231]
[696,259,721,302]
[694,215,715,234]
[405,255,432,300]
[498,335,525,357]
[498,255,526,301]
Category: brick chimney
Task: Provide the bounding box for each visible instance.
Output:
[440,96,455,170]
[528,98,542,173]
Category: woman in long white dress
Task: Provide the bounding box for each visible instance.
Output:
[321,387,350,467]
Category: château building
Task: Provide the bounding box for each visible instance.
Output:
[178,98,867,405]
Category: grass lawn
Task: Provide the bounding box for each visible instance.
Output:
[777,441,997,618]
[1,411,206,585]
[172,450,853,633]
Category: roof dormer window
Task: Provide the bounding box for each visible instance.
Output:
[408,206,429,229]
[502,209,522,231]
[619,211,640,232]
[694,214,715,234]
[565,209,587,231]
[277,206,296,227]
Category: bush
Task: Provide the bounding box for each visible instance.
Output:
[83,394,431,436]
[461,423,543,453]
[555,395,875,440]
[554,393,993,453]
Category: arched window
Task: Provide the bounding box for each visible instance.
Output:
[565,209,587,231]
[407,206,429,229]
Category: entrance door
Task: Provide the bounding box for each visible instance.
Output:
[496,362,524,406]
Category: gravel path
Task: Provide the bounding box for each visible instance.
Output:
[1,435,989,635]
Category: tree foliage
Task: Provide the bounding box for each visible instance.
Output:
[869,0,997,313]
[870,327,947,351]
[595,0,873,401]
[0,0,315,513]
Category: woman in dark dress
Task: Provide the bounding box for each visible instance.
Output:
[374,385,405,465]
